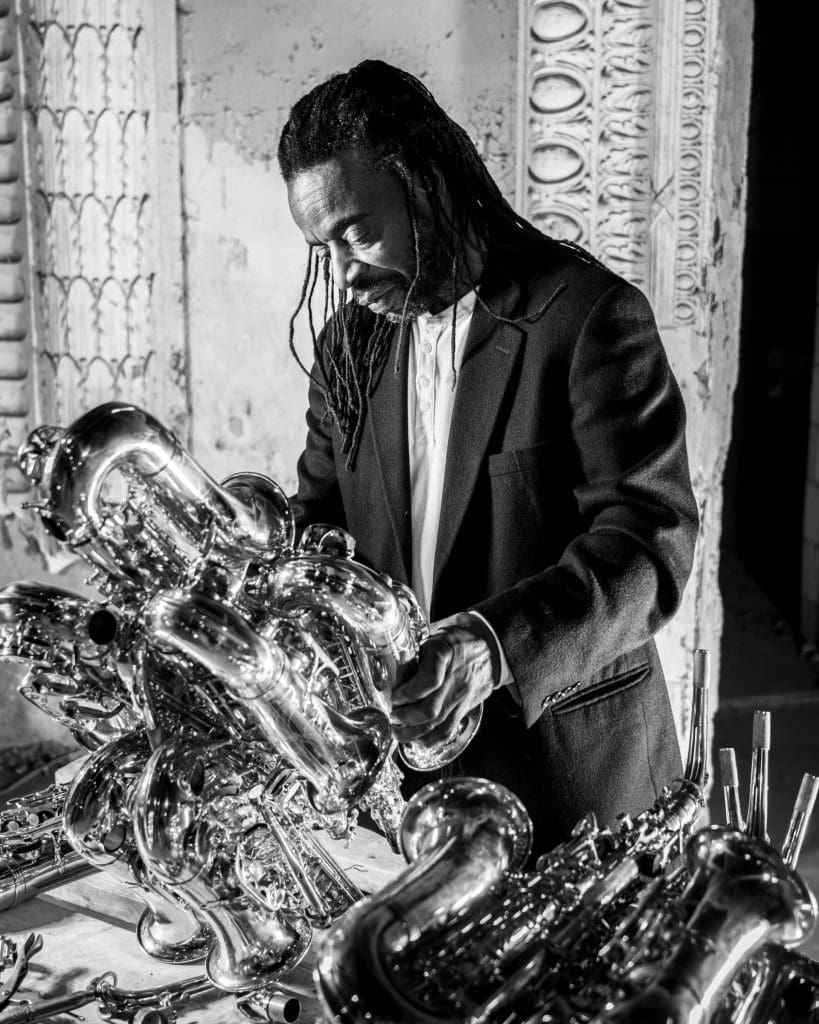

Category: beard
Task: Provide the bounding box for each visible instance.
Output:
[383,217,459,322]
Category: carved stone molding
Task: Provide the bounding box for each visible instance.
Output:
[518,0,713,332]
[15,0,188,446]
[0,0,33,512]
[517,0,730,739]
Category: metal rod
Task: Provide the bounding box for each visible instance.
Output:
[746,710,770,843]
[718,747,744,831]
[684,649,709,787]
[782,773,819,869]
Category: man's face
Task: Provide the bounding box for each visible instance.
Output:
[287,150,451,320]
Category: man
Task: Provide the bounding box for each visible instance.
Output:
[277,60,699,857]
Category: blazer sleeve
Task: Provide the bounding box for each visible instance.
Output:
[472,281,700,727]
[290,370,347,535]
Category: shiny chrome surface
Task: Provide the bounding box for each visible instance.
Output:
[144,587,391,815]
[0,784,95,911]
[22,402,294,584]
[313,651,819,1024]
[315,777,532,1024]
[63,731,211,964]
[3,402,418,995]
[133,737,312,992]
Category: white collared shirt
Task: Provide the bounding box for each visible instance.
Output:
[407,291,514,691]
[408,290,477,617]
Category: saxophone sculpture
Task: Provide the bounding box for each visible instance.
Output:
[0,401,432,994]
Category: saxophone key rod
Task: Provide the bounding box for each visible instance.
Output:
[718,747,745,832]
[746,710,771,843]
[781,772,819,869]
[685,649,710,787]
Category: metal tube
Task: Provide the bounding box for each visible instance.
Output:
[746,710,770,843]
[782,773,819,869]
[684,649,709,787]
[718,747,744,831]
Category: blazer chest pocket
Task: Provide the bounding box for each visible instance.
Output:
[550,662,650,716]
[487,439,555,478]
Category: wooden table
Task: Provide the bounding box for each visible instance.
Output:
[0,826,406,1024]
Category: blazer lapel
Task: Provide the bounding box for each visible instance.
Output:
[433,280,526,596]
[366,327,412,581]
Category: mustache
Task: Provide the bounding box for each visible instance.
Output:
[350,274,403,298]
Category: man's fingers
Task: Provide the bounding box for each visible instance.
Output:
[392,698,457,741]
[396,705,463,747]
[392,637,452,706]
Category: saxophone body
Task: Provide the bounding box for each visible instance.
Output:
[314,651,819,1024]
[0,581,136,750]
[143,587,391,816]
[63,730,212,963]
[2,401,420,992]
[132,736,314,992]
[23,402,294,589]
[0,783,94,911]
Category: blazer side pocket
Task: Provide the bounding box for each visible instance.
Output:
[487,439,554,477]
[550,661,650,716]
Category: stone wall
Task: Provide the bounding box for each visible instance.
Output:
[0,0,754,756]
[177,0,520,488]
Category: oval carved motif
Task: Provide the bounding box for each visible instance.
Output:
[677,241,697,262]
[683,59,702,81]
[684,26,705,47]
[531,208,584,242]
[681,120,701,142]
[675,299,695,324]
[679,212,699,233]
[677,271,697,293]
[680,152,701,173]
[530,1,588,43]
[529,142,584,184]
[530,70,586,114]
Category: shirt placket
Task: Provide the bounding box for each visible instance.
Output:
[417,318,438,446]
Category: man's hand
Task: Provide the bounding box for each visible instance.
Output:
[391,612,500,749]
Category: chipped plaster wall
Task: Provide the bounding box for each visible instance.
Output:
[656,0,754,734]
[177,0,518,487]
[2,1,754,757]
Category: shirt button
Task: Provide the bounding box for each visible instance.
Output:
[421,400,431,412]
[423,342,433,354]
[419,376,430,388]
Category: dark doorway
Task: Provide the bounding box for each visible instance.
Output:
[722,1,819,635]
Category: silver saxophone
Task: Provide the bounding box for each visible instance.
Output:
[1,402,415,990]
[0,581,137,750]
[270,522,482,772]
[130,734,361,991]
[314,650,819,1024]
[20,402,295,591]
[62,730,212,963]
[0,783,94,912]
[142,587,392,817]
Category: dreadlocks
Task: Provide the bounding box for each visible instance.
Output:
[278,59,547,468]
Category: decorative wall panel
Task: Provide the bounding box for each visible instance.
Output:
[518,0,713,333]
[0,0,33,514]
[16,0,187,451]
[518,0,738,744]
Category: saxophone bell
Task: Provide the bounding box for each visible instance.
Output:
[132,737,312,992]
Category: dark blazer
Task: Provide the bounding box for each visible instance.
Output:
[293,237,699,858]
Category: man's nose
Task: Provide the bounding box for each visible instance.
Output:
[329,242,361,291]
